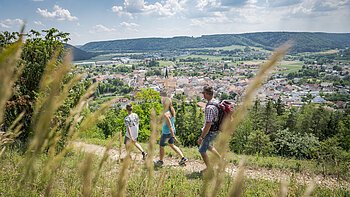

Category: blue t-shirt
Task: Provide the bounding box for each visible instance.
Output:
[162,112,176,135]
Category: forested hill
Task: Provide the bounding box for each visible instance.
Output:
[64,44,96,61]
[80,32,350,53]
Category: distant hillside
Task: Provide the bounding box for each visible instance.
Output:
[64,44,96,61]
[80,32,350,53]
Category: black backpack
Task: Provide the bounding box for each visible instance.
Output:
[208,100,234,132]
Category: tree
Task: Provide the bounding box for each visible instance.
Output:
[273,128,319,159]
[262,99,278,135]
[133,88,162,141]
[251,99,263,131]
[135,88,161,103]
[274,96,285,116]
[337,115,350,151]
[285,107,297,132]
[96,108,119,138]
[244,129,273,156]
[220,92,229,100]
[3,28,72,145]
[230,118,253,153]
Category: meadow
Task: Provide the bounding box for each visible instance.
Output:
[1,32,348,197]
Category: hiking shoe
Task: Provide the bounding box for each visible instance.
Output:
[142,152,148,160]
[154,160,164,167]
[178,157,188,166]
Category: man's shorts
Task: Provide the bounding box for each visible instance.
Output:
[198,131,218,153]
[124,136,138,144]
[159,133,175,147]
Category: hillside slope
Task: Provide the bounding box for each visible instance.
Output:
[80,32,350,53]
[64,43,97,61]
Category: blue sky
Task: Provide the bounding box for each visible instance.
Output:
[1,0,349,45]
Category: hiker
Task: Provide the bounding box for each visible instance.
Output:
[197,85,222,171]
[155,97,188,166]
[124,104,147,160]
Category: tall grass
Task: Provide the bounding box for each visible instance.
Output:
[0,30,24,156]
[0,33,118,196]
[1,35,340,196]
[200,42,292,196]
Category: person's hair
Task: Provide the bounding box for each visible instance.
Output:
[163,97,175,118]
[126,104,132,111]
[203,85,214,96]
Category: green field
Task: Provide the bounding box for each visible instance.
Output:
[188,45,270,52]
[276,61,303,74]
[178,54,231,61]
[158,60,175,67]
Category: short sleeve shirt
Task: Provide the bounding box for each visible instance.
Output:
[124,113,139,138]
[205,99,219,124]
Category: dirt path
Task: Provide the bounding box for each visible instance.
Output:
[72,141,349,189]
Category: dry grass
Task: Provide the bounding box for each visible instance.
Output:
[201,42,293,196]
[0,36,325,196]
[0,31,24,154]
[0,33,118,195]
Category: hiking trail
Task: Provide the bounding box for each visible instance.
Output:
[73,141,349,189]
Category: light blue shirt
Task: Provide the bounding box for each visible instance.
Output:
[162,112,176,135]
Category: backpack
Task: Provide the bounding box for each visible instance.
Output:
[208,100,234,132]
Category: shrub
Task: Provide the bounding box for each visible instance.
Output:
[317,137,350,179]
[80,125,105,139]
[229,118,253,154]
[244,130,273,156]
[273,129,319,159]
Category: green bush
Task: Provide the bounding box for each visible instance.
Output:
[317,137,350,179]
[80,125,105,139]
[273,129,320,159]
[96,108,119,138]
[229,118,253,154]
[244,130,273,156]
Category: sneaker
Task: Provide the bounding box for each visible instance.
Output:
[154,160,164,167]
[142,152,148,160]
[178,157,188,166]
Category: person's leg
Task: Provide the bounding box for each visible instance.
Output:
[159,146,165,161]
[132,140,147,160]
[133,141,144,153]
[198,134,211,168]
[200,152,210,167]
[168,144,184,158]
[208,146,221,158]
[124,136,131,151]
[124,137,133,159]
[158,134,169,162]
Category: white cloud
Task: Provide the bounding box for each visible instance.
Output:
[124,0,145,13]
[0,18,24,29]
[112,0,187,17]
[120,22,139,28]
[90,24,117,33]
[190,12,231,26]
[120,22,139,31]
[112,5,123,13]
[34,21,44,26]
[196,0,220,10]
[267,0,302,7]
[37,5,78,21]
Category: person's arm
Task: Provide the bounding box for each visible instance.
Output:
[197,122,211,145]
[164,113,178,142]
[197,106,215,145]
[126,126,135,142]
